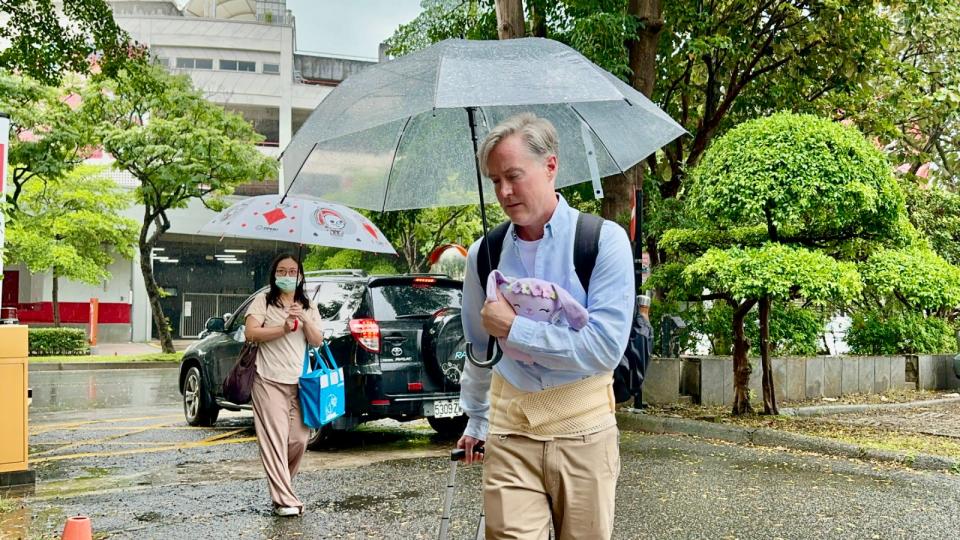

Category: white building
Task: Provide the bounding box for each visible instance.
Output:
[2,0,376,342]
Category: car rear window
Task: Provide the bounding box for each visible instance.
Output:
[370,282,462,320]
[308,281,365,320]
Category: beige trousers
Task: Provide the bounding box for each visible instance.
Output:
[483,426,620,540]
[251,373,311,510]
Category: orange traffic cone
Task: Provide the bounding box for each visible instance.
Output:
[61,515,92,540]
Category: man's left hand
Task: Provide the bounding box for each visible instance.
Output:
[481,288,516,338]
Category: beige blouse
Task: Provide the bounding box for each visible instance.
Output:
[246,292,323,385]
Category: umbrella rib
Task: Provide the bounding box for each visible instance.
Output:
[280,142,319,203]
[567,103,626,176]
[380,116,415,213]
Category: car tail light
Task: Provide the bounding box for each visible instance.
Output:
[433,307,450,318]
[371,399,390,406]
[413,277,436,288]
[349,318,381,353]
[408,382,423,392]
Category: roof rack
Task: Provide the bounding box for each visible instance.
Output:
[304,269,367,277]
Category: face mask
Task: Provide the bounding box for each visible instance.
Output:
[275,276,298,292]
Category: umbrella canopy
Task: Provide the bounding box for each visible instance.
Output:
[282,38,686,211]
[197,195,397,255]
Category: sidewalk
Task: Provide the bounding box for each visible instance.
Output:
[89,339,196,356]
[619,394,960,472]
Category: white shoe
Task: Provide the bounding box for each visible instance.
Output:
[274,506,301,517]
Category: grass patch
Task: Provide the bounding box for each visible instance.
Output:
[30,352,182,364]
[0,495,17,514]
[644,393,960,461]
[731,417,960,460]
[646,389,958,421]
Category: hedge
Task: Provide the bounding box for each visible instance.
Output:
[28,328,91,356]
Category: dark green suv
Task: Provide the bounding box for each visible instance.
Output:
[178,270,468,448]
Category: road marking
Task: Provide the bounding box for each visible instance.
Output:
[200,428,249,443]
[30,414,182,435]
[31,421,179,458]
[31,435,258,463]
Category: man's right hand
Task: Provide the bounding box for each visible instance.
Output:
[456,434,485,465]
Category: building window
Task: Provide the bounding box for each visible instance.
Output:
[221,59,258,73]
[177,58,213,70]
[262,63,280,74]
[154,57,169,68]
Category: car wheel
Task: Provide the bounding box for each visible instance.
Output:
[423,309,466,389]
[306,425,334,451]
[183,365,220,427]
[427,415,468,439]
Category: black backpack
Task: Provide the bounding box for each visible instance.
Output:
[476,213,651,403]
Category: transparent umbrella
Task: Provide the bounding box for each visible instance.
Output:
[282,38,685,366]
[282,37,686,213]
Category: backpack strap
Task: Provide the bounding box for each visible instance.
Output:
[573,213,604,294]
[476,220,511,291]
[477,214,603,294]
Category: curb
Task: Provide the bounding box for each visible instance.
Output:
[616,411,960,473]
[780,395,960,417]
[29,362,180,372]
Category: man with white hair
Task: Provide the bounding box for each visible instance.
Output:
[458,112,635,539]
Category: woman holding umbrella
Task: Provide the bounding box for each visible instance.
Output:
[244,254,324,517]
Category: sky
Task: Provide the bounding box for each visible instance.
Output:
[285,0,424,60]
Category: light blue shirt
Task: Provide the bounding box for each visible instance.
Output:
[459,195,635,440]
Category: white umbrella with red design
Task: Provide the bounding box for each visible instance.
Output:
[197,194,397,255]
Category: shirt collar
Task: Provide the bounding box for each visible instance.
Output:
[508,194,570,241]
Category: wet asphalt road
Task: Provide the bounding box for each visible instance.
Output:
[7,368,960,539]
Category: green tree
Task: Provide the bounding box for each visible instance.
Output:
[0,0,141,85]
[855,0,960,186]
[659,113,912,415]
[847,245,960,351]
[902,181,960,266]
[3,165,138,326]
[84,63,276,352]
[0,71,96,213]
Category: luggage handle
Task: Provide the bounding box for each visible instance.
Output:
[450,446,484,461]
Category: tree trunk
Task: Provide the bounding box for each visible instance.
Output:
[494,0,525,39]
[601,169,636,231]
[731,299,756,415]
[628,0,662,97]
[138,215,175,354]
[759,296,778,415]
[622,0,664,267]
[52,272,61,328]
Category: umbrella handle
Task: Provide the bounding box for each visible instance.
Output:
[466,336,502,368]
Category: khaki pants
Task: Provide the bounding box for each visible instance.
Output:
[483,426,620,540]
[252,373,310,510]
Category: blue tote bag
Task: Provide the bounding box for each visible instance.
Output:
[299,343,346,429]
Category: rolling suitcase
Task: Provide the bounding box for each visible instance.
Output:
[439,447,485,540]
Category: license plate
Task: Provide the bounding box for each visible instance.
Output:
[430,399,462,419]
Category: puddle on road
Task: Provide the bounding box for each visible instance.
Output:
[29,369,180,413]
[327,490,422,511]
[0,503,63,540]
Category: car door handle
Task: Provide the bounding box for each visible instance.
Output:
[383,335,407,343]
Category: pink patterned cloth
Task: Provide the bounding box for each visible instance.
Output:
[485,270,589,363]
